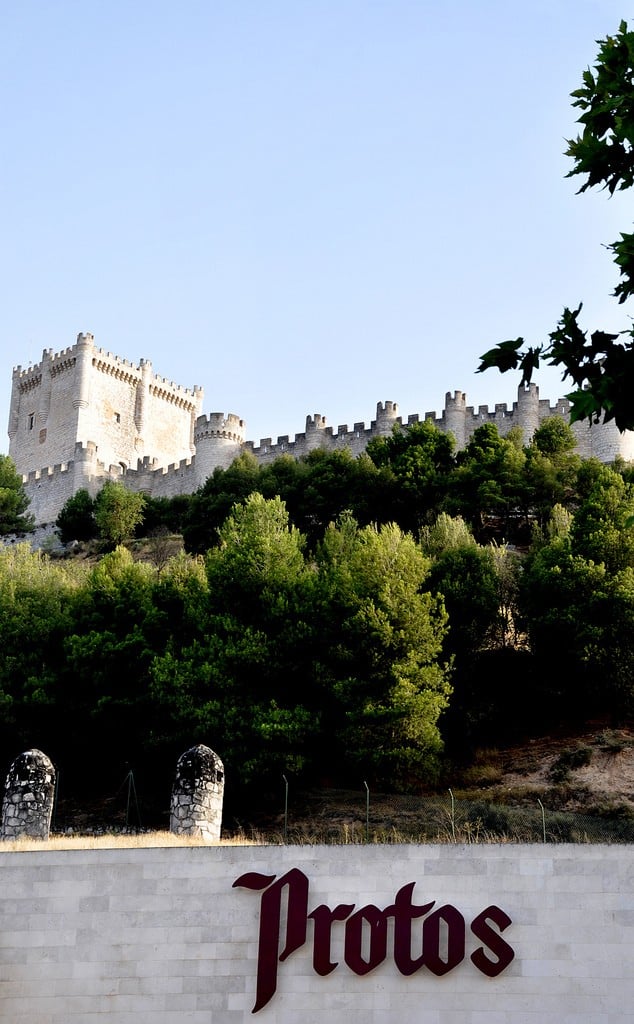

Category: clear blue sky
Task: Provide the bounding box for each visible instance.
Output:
[1,1,631,454]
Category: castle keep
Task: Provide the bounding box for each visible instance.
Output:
[9,332,634,526]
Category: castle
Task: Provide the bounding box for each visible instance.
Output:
[8,332,634,527]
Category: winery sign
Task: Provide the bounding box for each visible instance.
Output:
[234,867,515,1012]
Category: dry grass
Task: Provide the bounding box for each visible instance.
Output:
[1,825,522,852]
[0,831,266,852]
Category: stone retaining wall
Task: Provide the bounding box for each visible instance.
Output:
[0,843,632,1021]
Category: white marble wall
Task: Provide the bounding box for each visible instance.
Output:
[0,843,632,1022]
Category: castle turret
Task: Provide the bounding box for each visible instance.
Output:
[72,440,100,495]
[193,412,246,487]
[515,383,540,443]
[374,401,400,436]
[72,332,95,446]
[444,391,467,448]
[8,367,21,444]
[37,349,53,429]
[304,414,331,452]
[190,386,204,455]
[134,358,152,451]
[73,333,94,411]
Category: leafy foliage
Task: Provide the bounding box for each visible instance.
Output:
[94,481,146,546]
[312,515,451,785]
[366,420,455,532]
[478,21,634,431]
[442,424,529,542]
[0,455,34,535]
[8,415,634,803]
[56,489,97,543]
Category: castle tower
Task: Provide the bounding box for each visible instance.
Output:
[193,412,246,488]
[515,383,540,443]
[304,414,330,452]
[190,386,204,455]
[9,340,86,475]
[36,349,53,429]
[444,391,467,448]
[72,440,101,496]
[134,357,153,451]
[72,332,95,443]
[374,401,400,436]
[7,368,21,445]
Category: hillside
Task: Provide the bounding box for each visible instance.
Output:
[48,723,634,842]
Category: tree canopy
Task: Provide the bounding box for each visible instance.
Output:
[0,455,34,535]
[94,481,146,546]
[478,21,634,432]
[7,418,634,804]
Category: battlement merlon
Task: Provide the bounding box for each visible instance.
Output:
[194,412,246,443]
[14,333,203,402]
[12,334,633,529]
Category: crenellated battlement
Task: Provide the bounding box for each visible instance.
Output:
[194,412,246,444]
[8,332,634,528]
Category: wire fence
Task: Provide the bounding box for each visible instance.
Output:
[47,773,634,844]
[274,784,634,845]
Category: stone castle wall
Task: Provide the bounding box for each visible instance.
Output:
[9,334,204,523]
[8,334,634,525]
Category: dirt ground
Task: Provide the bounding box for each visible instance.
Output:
[482,724,634,809]
[50,723,634,838]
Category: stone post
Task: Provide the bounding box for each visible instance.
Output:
[1,749,56,840]
[169,744,224,841]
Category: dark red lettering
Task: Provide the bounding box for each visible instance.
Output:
[421,904,466,976]
[470,905,515,977]
[344,905,389,975]
[385,882,435,976]
[233,868,309,1012]
[309,903,355,975]
[233,869,515,1012]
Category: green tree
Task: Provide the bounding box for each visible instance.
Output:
[182,447,393,555]
[570,464,634,572]
[141,493,192,536]
[520,535,617,721]
[419,511,476,558]
[423,524,524,750]
[0,544,81,758]
[59,547,170,784]
[531,417,578,457]
[478,21,634,431]
[524,417,581,527]
[0,455,34,535]
[56,488,96,543]
[366,420,455,533]
[592,567,634,717]
[262,448,389,547]
[427,544,499,659]
[313,515,451,785]
[152,494,319,789]
[94,481,146,546]
[443,424,528,542]
[182,451,262,554]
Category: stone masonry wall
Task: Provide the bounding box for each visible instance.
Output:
[9,335,204,523]
[9,335,634,526]
[0,843,633,1022]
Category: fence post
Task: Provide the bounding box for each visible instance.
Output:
[448,788,456,842]
[537,798,547,843]
[282,775,288,843]
[124,771,141,829]
[363,781,369,843]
